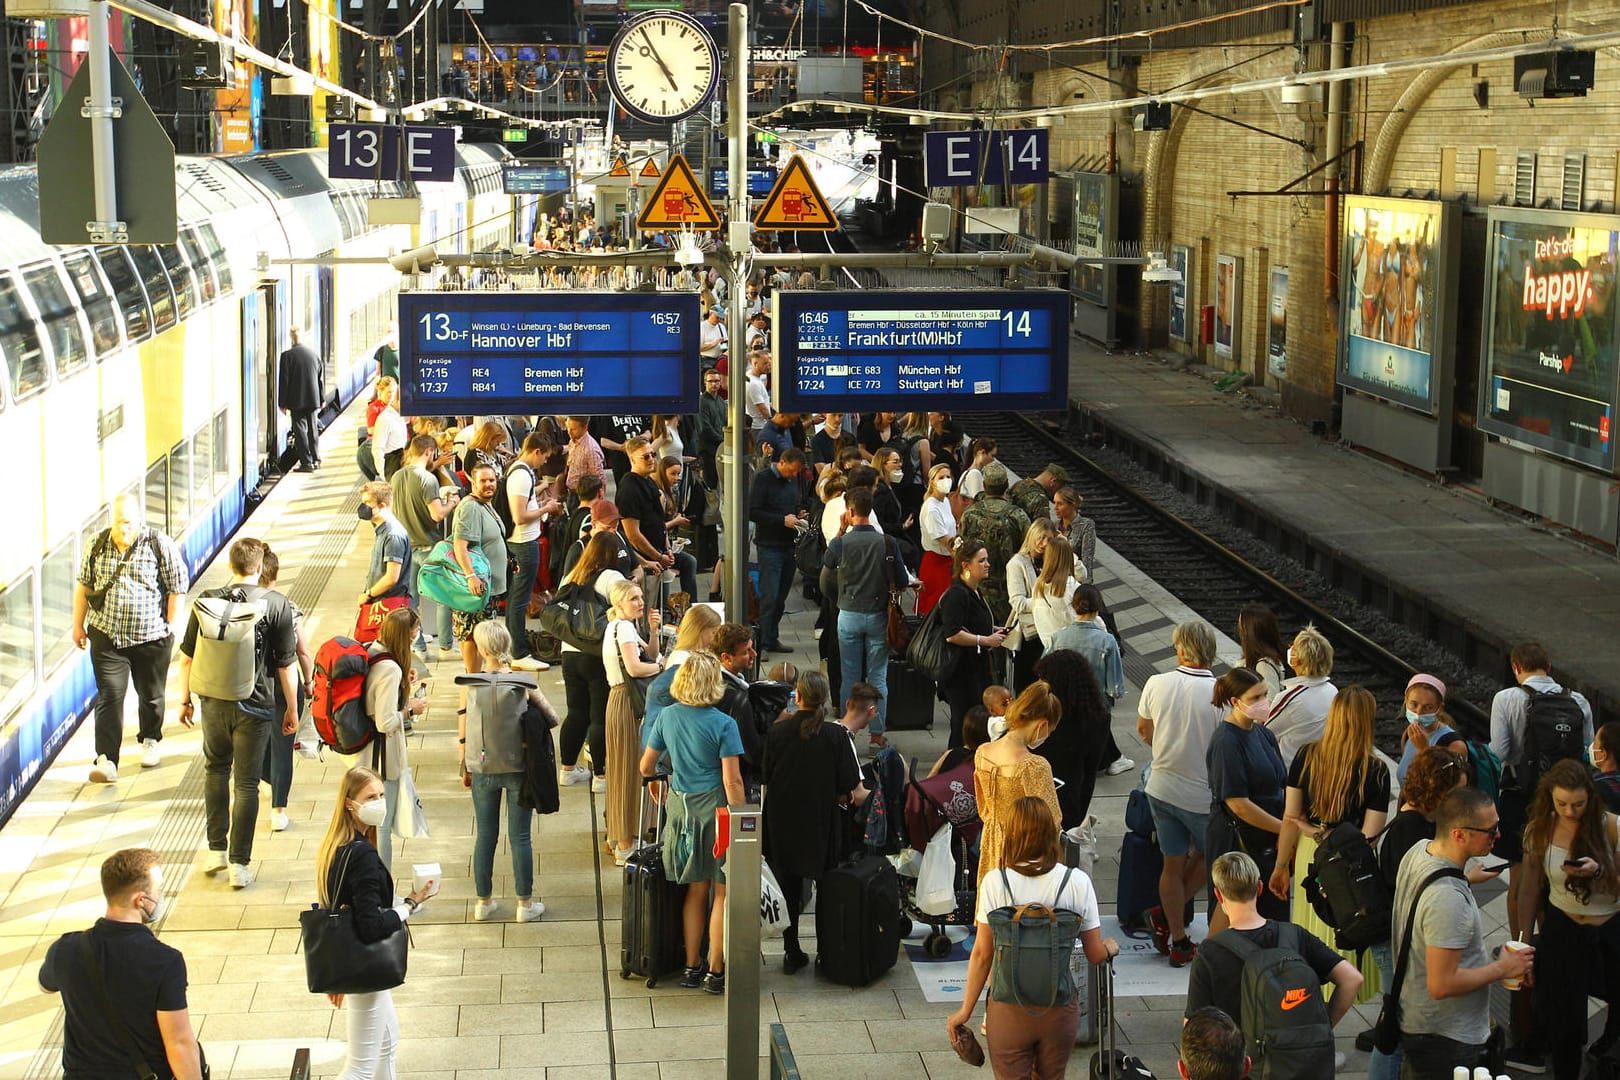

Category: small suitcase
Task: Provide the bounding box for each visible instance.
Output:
[884,658,936,731]
[1071,946,1104,1045]
[1090,959,1157,1080]
[815,854,902,986]
[1116,823,1195,934]
[620,777,684,988]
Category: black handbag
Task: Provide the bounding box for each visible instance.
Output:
[905,599,959,684]
[300,847,410,995]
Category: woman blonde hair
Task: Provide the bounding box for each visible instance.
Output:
[375,608,419,710]
[1291,625,1334,678]
[926,462,952,494]
[1034,534,1075,599]
[1300,685,1377,825]
[672,604,722,654]
[672,651,725,707]
[1003,680,1063,736]
[473,620,514,665]
[1018,517,1056,560]
[316,766,383,906]
[609,578,642,616]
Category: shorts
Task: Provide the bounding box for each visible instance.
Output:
[452,598,501,643]
[1147,794,1209,858]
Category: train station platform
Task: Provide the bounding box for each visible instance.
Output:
[1065,344,1620,727]
[0,393,1404,1080]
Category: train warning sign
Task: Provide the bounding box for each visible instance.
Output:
[636,154,721,230]
[609,155,632,178]
[753,154,837,231]
[639,157,661,179]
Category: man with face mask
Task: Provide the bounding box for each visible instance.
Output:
[356,481,412,624]
[73,494,189,781]
[40,848,203,1080]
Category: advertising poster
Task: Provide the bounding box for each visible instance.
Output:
[1339,196,1443,412]
[1268,267,1289,379]
[1480,209,1619,472]
[1168,245,1191,343]
[1073,173,1107,305]
[1214,254,1242,360]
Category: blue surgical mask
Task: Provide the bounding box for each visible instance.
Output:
[1408,708,1441,729]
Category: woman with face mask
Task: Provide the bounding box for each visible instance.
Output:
[1394,673,1465,782]
[316,765,431,1080]
[973,680,1064,892]
[917,464,957,614]
[1204,667,1288,932]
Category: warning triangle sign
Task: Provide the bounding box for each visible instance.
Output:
[753,154,838,231]
[639,157,661,179]
[636,154,721,231]
[609,155,632,178]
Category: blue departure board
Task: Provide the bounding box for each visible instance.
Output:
[772,289,1071,412]
[398,291,702,415]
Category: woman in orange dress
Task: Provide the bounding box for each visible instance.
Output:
[974,680,1064,890]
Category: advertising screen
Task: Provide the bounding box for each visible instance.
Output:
[1072,173,1110,305]
[1479,209,1618,472]
[1338,196,1446,413]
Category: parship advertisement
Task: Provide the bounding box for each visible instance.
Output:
[1338,195,1446,413]
[1480,208,1619,472]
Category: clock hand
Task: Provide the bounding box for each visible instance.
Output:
[640,29,681,93]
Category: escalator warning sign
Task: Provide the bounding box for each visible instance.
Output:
[753,155,838,232]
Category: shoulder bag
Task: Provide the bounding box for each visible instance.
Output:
[611,622,653,717]
[85,530,149,613]
[1372,864,1466,1053]
[299,846,410,995]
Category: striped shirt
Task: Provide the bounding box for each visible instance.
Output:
[78,528,189,648]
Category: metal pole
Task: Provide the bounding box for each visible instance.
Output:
[722,2,751,625]
[85,0,124,243]
[724,804,763,1080]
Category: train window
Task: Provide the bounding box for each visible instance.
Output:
[178,227,218,305]
[127,247,176,333]
[81,505,109,561]
[168,439,191,536]
[61,252,122,361]
[144,457,167,537]
[0,274,47,403]
[0,571,35,721]
[23,264,88,380]
[199,224,232,295]
[191,421,212,506]
[212,408,229,490]
[157,244,197,319]
[93,247,153,342]
[40,538,77,676]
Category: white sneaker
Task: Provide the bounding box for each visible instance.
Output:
[511,655,550,672]
[1105,756,1136,776]
[474,898,499,921]
[139,739,161,768]
[561,764,591,786]
[201,848,227,874]
[89,755,117,783]
[591,776,606,793]
[270,809,290,832]
[516,900,546,923]
[1334,1051,1347,1070]
[228,863,255,889]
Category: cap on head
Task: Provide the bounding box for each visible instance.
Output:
[982,462,1009,490]
[1043,463,1070,483]
[589,498,620,527]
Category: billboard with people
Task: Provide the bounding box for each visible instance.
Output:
[1479,207,1619,472]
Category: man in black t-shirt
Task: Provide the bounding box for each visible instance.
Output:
[1185,852,1361,1034]
[616,435,698,602]
[591,414,644,483]
[40,848,202,1080]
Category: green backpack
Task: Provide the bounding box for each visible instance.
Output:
[987,866,1083,1013]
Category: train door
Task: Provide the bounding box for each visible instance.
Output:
[240,283,278,491]
[317,265,335,410]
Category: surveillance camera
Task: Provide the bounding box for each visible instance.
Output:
[389,246,438,274]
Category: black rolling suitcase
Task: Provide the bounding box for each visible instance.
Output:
[884,657,936,730]
[1090,959,1157,1080]
[620,777,684,988]
[815,854,902,986]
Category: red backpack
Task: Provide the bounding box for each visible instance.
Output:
[312,637,394,755]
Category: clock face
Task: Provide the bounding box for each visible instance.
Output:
[607,12,719,125]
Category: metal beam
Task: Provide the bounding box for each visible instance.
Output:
[271,250,1150,270]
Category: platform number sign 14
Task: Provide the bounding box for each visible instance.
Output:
[1005,310,1033,337]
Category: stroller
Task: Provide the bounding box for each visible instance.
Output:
[898,757,982,957]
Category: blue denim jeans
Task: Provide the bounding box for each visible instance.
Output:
[837,609,891,734]
[411,545,452,644]
[1369,939,1400,1080]
[507,538,540,660]
[756,543,796,649]
[471,771,534,898]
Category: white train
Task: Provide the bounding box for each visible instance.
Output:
[0,140,519,823]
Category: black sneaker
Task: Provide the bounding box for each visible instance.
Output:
[1354,1029,1376,1053]
[702,971,725,995]
[1504,1047,1547,1074]
[783,948,810,975]
[677,965,706,989]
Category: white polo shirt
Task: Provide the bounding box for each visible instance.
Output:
[1140,665,1222,814]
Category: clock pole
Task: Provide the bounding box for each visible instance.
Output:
[722,2,753,642]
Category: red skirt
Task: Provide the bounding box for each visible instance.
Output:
[918,551,953,614]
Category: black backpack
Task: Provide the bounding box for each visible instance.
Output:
[537,580,610,655]
[1208,924,1336,1080]
[1519,685,1586,796]
[1304,821,1393,951]
[493,461,535,539]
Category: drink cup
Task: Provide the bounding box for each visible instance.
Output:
[1501,939,1531,990]
[412,863,442,899]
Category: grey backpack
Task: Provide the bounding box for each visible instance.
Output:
[191,586,267,701]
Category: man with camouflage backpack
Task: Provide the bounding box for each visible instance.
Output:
[956,462,1030,627]
[1006,462,1068,526]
